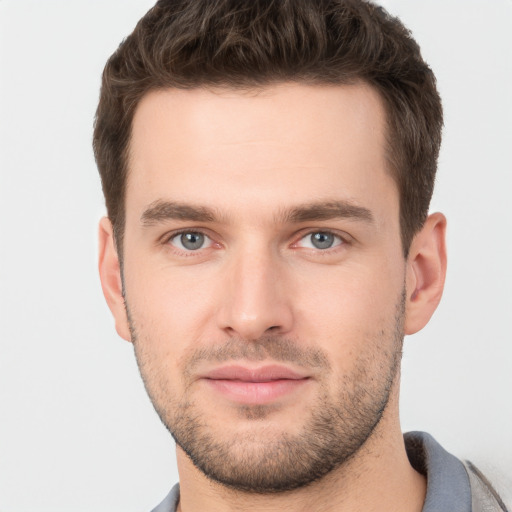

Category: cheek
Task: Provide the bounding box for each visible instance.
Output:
[293,260,404,360]
[122,257,222,358]
[125,270,209,403]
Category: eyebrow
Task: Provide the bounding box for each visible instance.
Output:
[141,200,218,225]
[140,199,374,226]
[282,201,374,224]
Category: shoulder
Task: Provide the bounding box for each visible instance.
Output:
[150,484,180,512]
[404,431,510,512]
[463,460,510,512]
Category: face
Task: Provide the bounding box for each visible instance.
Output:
[119,83,408,491]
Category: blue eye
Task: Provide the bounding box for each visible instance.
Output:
[300,232,342,250]
[169,232,211,251]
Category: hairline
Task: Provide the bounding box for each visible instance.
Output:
[113,80,413,263]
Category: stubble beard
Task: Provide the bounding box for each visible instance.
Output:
[129,292,405,494]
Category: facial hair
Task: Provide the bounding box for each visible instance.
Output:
[129,291,405,494]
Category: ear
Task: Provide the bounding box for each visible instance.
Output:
[98,217,131,342]
[404,212,447,335]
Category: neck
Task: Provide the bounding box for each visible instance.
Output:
[175,399,426,512]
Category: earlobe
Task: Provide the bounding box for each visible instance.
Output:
[98,217,131,342]
[404,212,447,335]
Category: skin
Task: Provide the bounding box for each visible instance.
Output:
[99,83,447,511]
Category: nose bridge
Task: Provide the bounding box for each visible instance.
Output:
[219,238,292,339]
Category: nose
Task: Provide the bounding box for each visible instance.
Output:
[217,246,294,340]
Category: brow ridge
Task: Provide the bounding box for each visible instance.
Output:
[140,200,217,225]
[140,199,374,226]
[282,200,374,224]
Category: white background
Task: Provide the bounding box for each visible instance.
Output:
[0,1,511,510]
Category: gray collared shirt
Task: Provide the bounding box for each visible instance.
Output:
[150,432,475,512]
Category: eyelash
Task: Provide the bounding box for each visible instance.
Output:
[294,231,346,249]
[161,229,351,254]
[162,229,216,254]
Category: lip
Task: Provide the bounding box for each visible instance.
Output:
[203,365,307,382]
[200,365,311,404]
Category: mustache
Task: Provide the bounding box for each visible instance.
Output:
[184,336,332,374]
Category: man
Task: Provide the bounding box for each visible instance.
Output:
[93,1,508,511]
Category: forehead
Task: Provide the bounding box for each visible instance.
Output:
[126,83,395,225]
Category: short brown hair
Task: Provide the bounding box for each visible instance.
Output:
[93,0,442,257]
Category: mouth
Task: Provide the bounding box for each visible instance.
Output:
[200,365,311,405]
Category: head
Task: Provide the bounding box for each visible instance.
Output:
[94,0,442,260]
[96,0,446,495]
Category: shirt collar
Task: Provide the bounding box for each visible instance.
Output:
[405,431,472,512]
[152,431,472,512]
